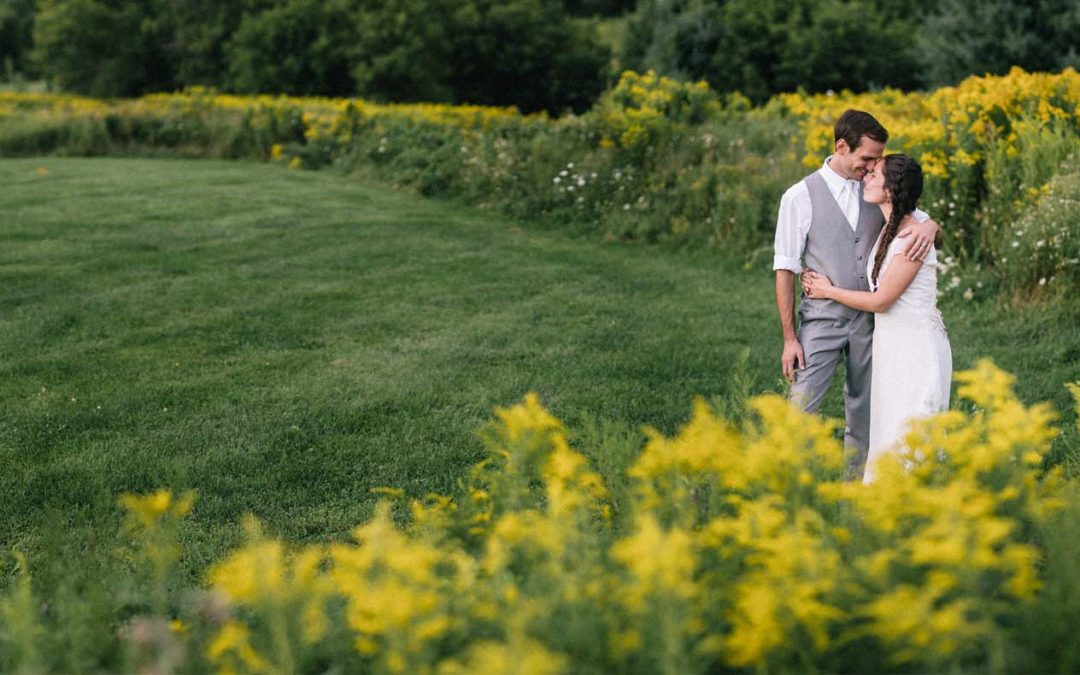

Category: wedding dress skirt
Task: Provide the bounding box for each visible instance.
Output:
[864,235,952,483]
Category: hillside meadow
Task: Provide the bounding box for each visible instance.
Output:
[0,156,1077,672]
[2,64,1080,674]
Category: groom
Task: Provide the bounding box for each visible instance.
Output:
[773,109,940,479]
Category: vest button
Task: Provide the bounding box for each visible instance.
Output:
[854,237,860,242]
[857,256,863,260]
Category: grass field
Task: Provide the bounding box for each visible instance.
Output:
[2,157,1078,577]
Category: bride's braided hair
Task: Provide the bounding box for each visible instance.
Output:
[871,153,924,285]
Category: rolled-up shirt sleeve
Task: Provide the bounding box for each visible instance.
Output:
[773,182,810,273]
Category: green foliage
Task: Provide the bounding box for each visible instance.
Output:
[32,0,177,97]
[621,0,922,102]
[0,554,44,672]
[27,0,609,113]
[767,0,921,94]
[0,0,35,80]
[19,0,1080,112]
[589,69,723,152]
[998,167,1080,300]
[225,0,357,96]
[1011,484,1080,671]
[619,0,1080,100]
[562,0,637,16]
[348,0,456,104]
[170,0,244,87]
[352,0,610,113]
[618,0,695,81]
[917,0,1080,88]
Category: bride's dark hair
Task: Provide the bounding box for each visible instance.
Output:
[871,153,924,285]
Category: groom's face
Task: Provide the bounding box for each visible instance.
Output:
[834,136,885,181]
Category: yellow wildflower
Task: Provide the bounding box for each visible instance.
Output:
[207,620,271,674]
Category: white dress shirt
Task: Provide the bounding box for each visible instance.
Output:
[773,157,929,273]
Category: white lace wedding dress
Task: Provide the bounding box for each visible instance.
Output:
[864,232,952,483]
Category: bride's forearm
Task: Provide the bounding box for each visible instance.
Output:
[818,255,920,313]
[824,287,888,313]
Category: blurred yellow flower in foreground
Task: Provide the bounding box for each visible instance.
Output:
[105,360,1075,673]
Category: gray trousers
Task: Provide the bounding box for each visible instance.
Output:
[790,311,874,480]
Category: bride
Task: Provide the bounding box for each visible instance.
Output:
[802,154,952,483]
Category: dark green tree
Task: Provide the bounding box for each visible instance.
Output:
[351,0,609,113]
[770,0,921,95]
[620,0,698,80]
[349,0,458,104]
[622,0,924,101]
[447,0,610,113]
[562,0,637,16]
[0,0,36,79]
[916,0,1080,87]
[170,0,245,87]
[225,0,358,96]
[32,0,176,96]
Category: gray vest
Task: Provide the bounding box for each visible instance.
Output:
[800,170,884,322]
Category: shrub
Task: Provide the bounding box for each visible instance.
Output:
[999,168,1080,301]
[588,69,722,155]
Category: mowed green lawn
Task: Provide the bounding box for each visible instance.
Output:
[2,158,1077,573]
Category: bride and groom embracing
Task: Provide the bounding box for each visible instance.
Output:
[773,109,952,483]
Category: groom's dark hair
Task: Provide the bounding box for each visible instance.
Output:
[834,109,888,151]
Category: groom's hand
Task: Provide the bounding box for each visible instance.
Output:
[897,216,941,261]
[782,337,805,383]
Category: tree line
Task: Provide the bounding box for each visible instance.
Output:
[2,0,1078,113]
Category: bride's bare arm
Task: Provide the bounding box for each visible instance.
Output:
[803,256,923,313]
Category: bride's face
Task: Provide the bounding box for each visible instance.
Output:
[862,160,889,204]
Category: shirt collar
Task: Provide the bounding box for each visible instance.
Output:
[822,156,861,193]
